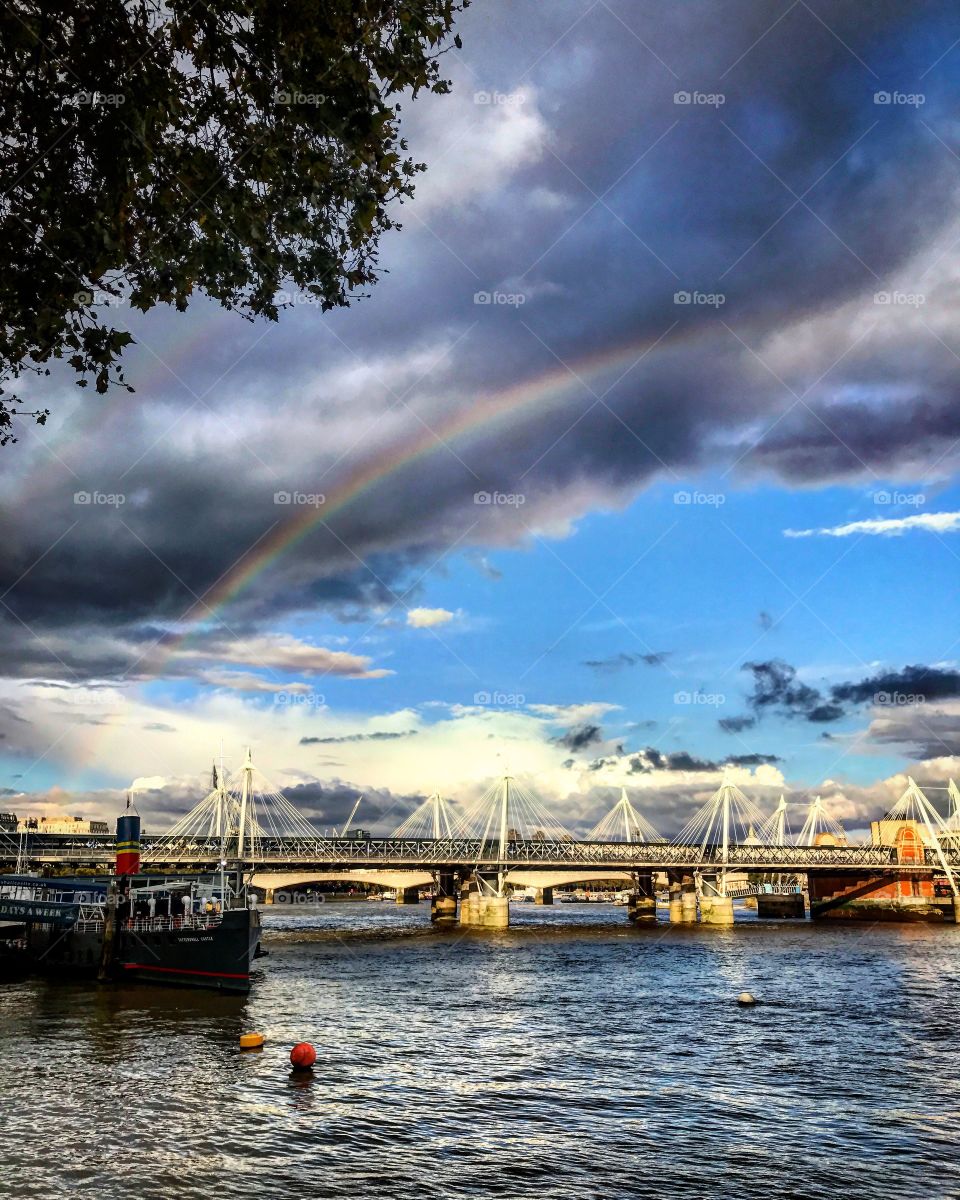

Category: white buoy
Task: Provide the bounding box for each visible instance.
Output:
[737,991,757,1006]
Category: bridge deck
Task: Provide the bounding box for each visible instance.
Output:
[2,833,955,874]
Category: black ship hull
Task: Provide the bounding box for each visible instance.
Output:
[26,907,262,994]
[116,908,262,992]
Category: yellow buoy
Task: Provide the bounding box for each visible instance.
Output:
[240,1032,266,1049]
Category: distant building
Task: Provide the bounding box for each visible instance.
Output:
[17,814,109,835]
[871,817,935,848]
[0,812,16,833]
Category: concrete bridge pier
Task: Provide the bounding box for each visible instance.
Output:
[700,894,734,924]
[697,873,735,925]
[535,887,554,905]
[681,873,699,922]
[668,873,684,923]
[458,876,509,929]
[431,872,458,924]
[627,872,657,923]
[395,886,421,905]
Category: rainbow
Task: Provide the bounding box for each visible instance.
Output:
[168,319,697,643]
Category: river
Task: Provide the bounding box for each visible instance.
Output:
[2,902,959,1200]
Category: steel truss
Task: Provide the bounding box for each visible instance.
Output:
[9,832,951,873]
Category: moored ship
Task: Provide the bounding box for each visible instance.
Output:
[0,812,262,993]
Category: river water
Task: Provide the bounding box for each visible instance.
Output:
[2,901,960,1200]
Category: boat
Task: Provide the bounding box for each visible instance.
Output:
[0,812,262,993]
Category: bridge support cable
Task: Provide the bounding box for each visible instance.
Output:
[940,780,960,848]
[142,748,322,867]
[586,788,662,843]
[672,777,768,896]
[450,774,572,895]
[756,795,799,890]
[392,794,458,839]
[796,795,847,846]
[883,777,959,898]
[757,795,791,845]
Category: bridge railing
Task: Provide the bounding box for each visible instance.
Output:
[137,836,902,869]
[0,833,944,872]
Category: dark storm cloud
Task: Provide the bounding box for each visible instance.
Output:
[730,660,960,727]
[866,707,960,760]
[279,780,424,829]
[744,397,960,485]
[744,660,821,716]
[718,715,757,734]
[583,651,670,673]
[626,748,714,774]
[831,665,960,707]
[4,1,960,679]
[554,724,604,752]
[806,703,845,723]
[299,731,418,745]
[727,753,781,767]
[612,746,780,774]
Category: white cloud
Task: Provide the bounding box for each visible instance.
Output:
[784,512,960,539]
[409,85,548,212]
[406,607,456,629]
[197,671,317,695]
[177,632,392,678]
[528,702,621,723]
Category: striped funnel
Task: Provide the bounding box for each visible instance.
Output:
[116,813,141,876]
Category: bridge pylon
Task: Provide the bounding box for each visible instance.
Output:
[673,776,768,922]
[587,788,662,843]
[452,773,570,902]
[393,793,457,839]
[797,795,847,846]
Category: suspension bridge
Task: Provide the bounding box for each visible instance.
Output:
[5,753,960,927]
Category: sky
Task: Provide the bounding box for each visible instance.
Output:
[3,0,960,840]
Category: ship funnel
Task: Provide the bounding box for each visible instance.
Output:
[116,812,141,875]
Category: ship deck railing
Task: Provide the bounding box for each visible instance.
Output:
[72,911,225,933]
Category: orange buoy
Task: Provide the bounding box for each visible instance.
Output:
[240,1032,265,1049]
[290,1041,317,1069]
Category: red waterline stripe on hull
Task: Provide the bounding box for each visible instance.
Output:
[121,963,249,980]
